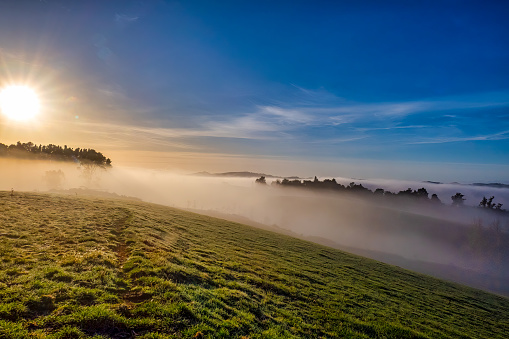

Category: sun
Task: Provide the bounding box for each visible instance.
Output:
[0,85,40,121]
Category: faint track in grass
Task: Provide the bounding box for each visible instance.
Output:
[113,210,131,268]
[113,209,153,305]
[113,211,133,300]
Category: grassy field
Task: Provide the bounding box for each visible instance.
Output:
[0,191,508,338]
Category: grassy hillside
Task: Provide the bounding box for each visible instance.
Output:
[0,191,508,338]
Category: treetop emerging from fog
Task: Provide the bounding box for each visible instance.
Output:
[0,141,111,167]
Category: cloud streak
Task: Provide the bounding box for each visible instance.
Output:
[265,91,509,124]
[115,13,139,24]
[409,130,509,144]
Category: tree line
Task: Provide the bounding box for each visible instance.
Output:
[0,141,111,167]
[256,176,505,212]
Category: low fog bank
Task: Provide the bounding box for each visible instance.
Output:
[331,177,509,209]
[2,159,508,295]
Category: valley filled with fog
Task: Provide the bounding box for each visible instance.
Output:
[2,158,508,295]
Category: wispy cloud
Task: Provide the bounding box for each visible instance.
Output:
[56,117,282,147]
[259,106,313,124]
[307,136,367,144]
[323,97,509,121]
[355,125,429,132]
[409,130,509,144]
[115,13,139,25]
[205,116,283,139]
[324,101,431,118]
[275,88,509,120]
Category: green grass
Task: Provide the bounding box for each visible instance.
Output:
[0,190,508,338]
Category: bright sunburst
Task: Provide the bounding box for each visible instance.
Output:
[0,85,40,121]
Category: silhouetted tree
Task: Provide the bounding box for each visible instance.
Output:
[415,187,429,199]
[430,194,441,204]
[451,193,465,206]
[479,196,504,211]
[80,160,103,187]
[479,196,494,208]
[0,141,111,167]
[271,179,281,187]
[255,176,267,185]
[396,187,429,200]
[347,182,370,194]
[398,188,413,197]
[487,196,495,209]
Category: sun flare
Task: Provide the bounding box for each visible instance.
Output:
[0,85,40,121]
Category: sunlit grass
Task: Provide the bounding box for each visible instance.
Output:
[0,190,507,338]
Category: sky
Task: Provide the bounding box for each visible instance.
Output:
[0,0,508,182]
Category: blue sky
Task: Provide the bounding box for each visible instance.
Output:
[1,0,508,181]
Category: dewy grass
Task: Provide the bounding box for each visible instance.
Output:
[0,190,508,338]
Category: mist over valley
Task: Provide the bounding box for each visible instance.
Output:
[2,157,508,296]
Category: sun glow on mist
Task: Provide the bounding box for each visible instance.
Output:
[0,85,40,121]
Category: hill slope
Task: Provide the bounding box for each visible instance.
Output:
[0,191,508,338]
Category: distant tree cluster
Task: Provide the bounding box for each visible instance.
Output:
[0,141,111,167]
[270,176,439,201]
[260,176,505,212]
[255,176,267,185]
[479,196,504,211]
[451,193,465,206]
